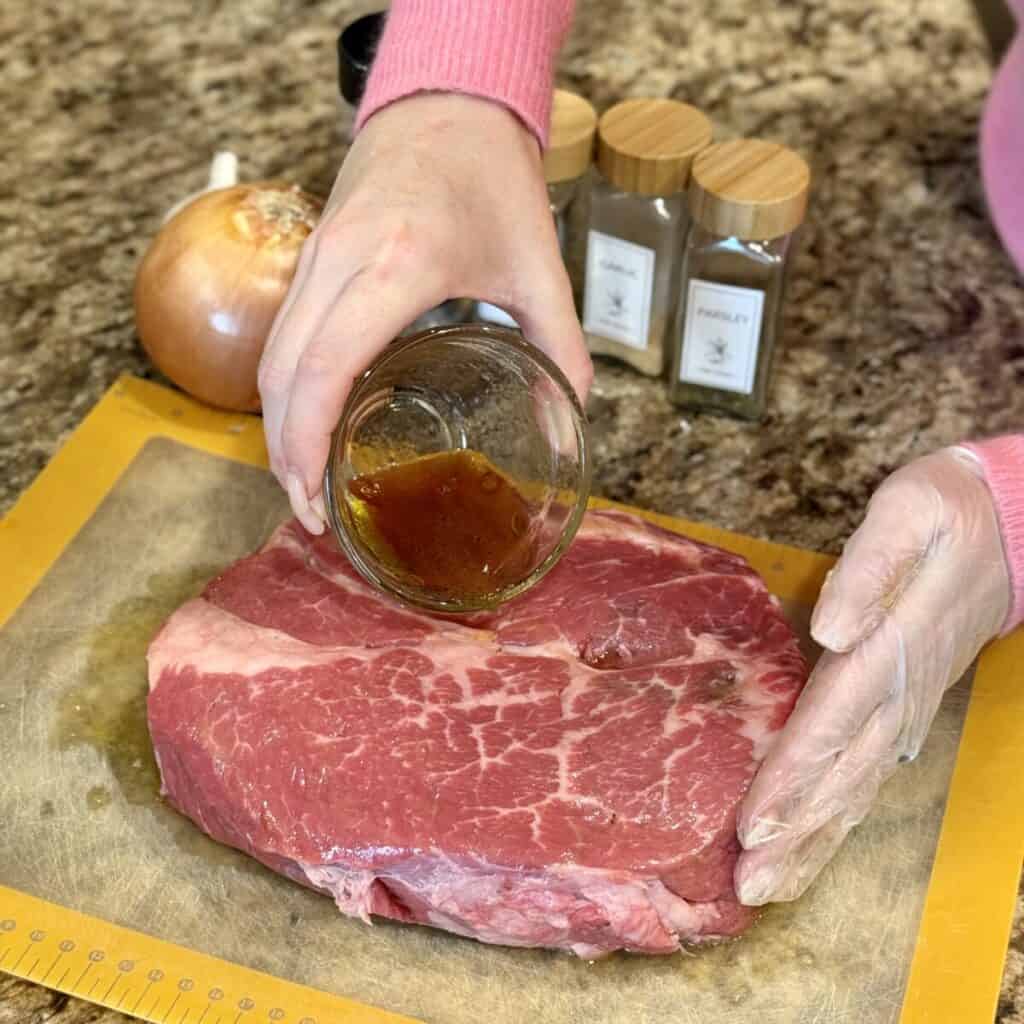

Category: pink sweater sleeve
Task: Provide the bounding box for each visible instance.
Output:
[355,0,575,146]
[966,436,1024,633]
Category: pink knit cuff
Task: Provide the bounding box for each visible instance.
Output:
[355,0,575,146]
[966,434,1024,633]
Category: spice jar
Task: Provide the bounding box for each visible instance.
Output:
[582,98,713,376]
[477,89,597,327]
[669,139,810,419]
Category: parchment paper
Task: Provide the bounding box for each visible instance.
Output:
[0,438,971,1023]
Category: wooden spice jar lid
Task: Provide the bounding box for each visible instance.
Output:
[596,98,713,197]
[544,90,598,184]
[688,139,810,240]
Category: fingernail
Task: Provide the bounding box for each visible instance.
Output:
[736,865,776,907]
[810,569,840,645]
[287,472,324,536]
[740,815,788,849]
[310,491,327,525]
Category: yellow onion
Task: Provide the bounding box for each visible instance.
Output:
[133,182,323,411]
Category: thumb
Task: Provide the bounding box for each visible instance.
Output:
[811,472,942,653]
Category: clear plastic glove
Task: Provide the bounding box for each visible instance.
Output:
[736,447,1012,906]
[257,92,592,534]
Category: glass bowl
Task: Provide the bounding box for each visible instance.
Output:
[324,324,591,613]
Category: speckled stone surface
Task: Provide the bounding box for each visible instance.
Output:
[1,0,1023,1021]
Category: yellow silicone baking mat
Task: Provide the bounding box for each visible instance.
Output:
[1,375,1022,1023]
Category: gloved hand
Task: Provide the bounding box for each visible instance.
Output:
[735,446,1012,905]
[258,92,592,534]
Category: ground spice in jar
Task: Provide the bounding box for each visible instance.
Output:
[582,98,713,377]
[669,139,810,419]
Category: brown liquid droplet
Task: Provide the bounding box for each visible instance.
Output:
[86,785,112,811]
[350,478,383,504]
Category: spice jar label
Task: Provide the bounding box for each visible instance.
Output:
[582,230,655,351]
[677,279,765,395]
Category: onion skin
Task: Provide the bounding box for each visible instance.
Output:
[133,182,322,412]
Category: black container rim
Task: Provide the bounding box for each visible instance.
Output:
[337,11,386,106]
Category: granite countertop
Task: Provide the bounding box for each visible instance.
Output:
[2,0,1023,1020]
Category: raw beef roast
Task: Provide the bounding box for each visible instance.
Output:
[147,509,807,956]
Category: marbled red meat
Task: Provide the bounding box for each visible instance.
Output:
[147,509,806,956]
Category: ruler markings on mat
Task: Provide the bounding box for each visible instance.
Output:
[0,888,417,1023]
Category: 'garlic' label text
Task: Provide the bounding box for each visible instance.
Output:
[678,279,765,394]
[583,231,655,351]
